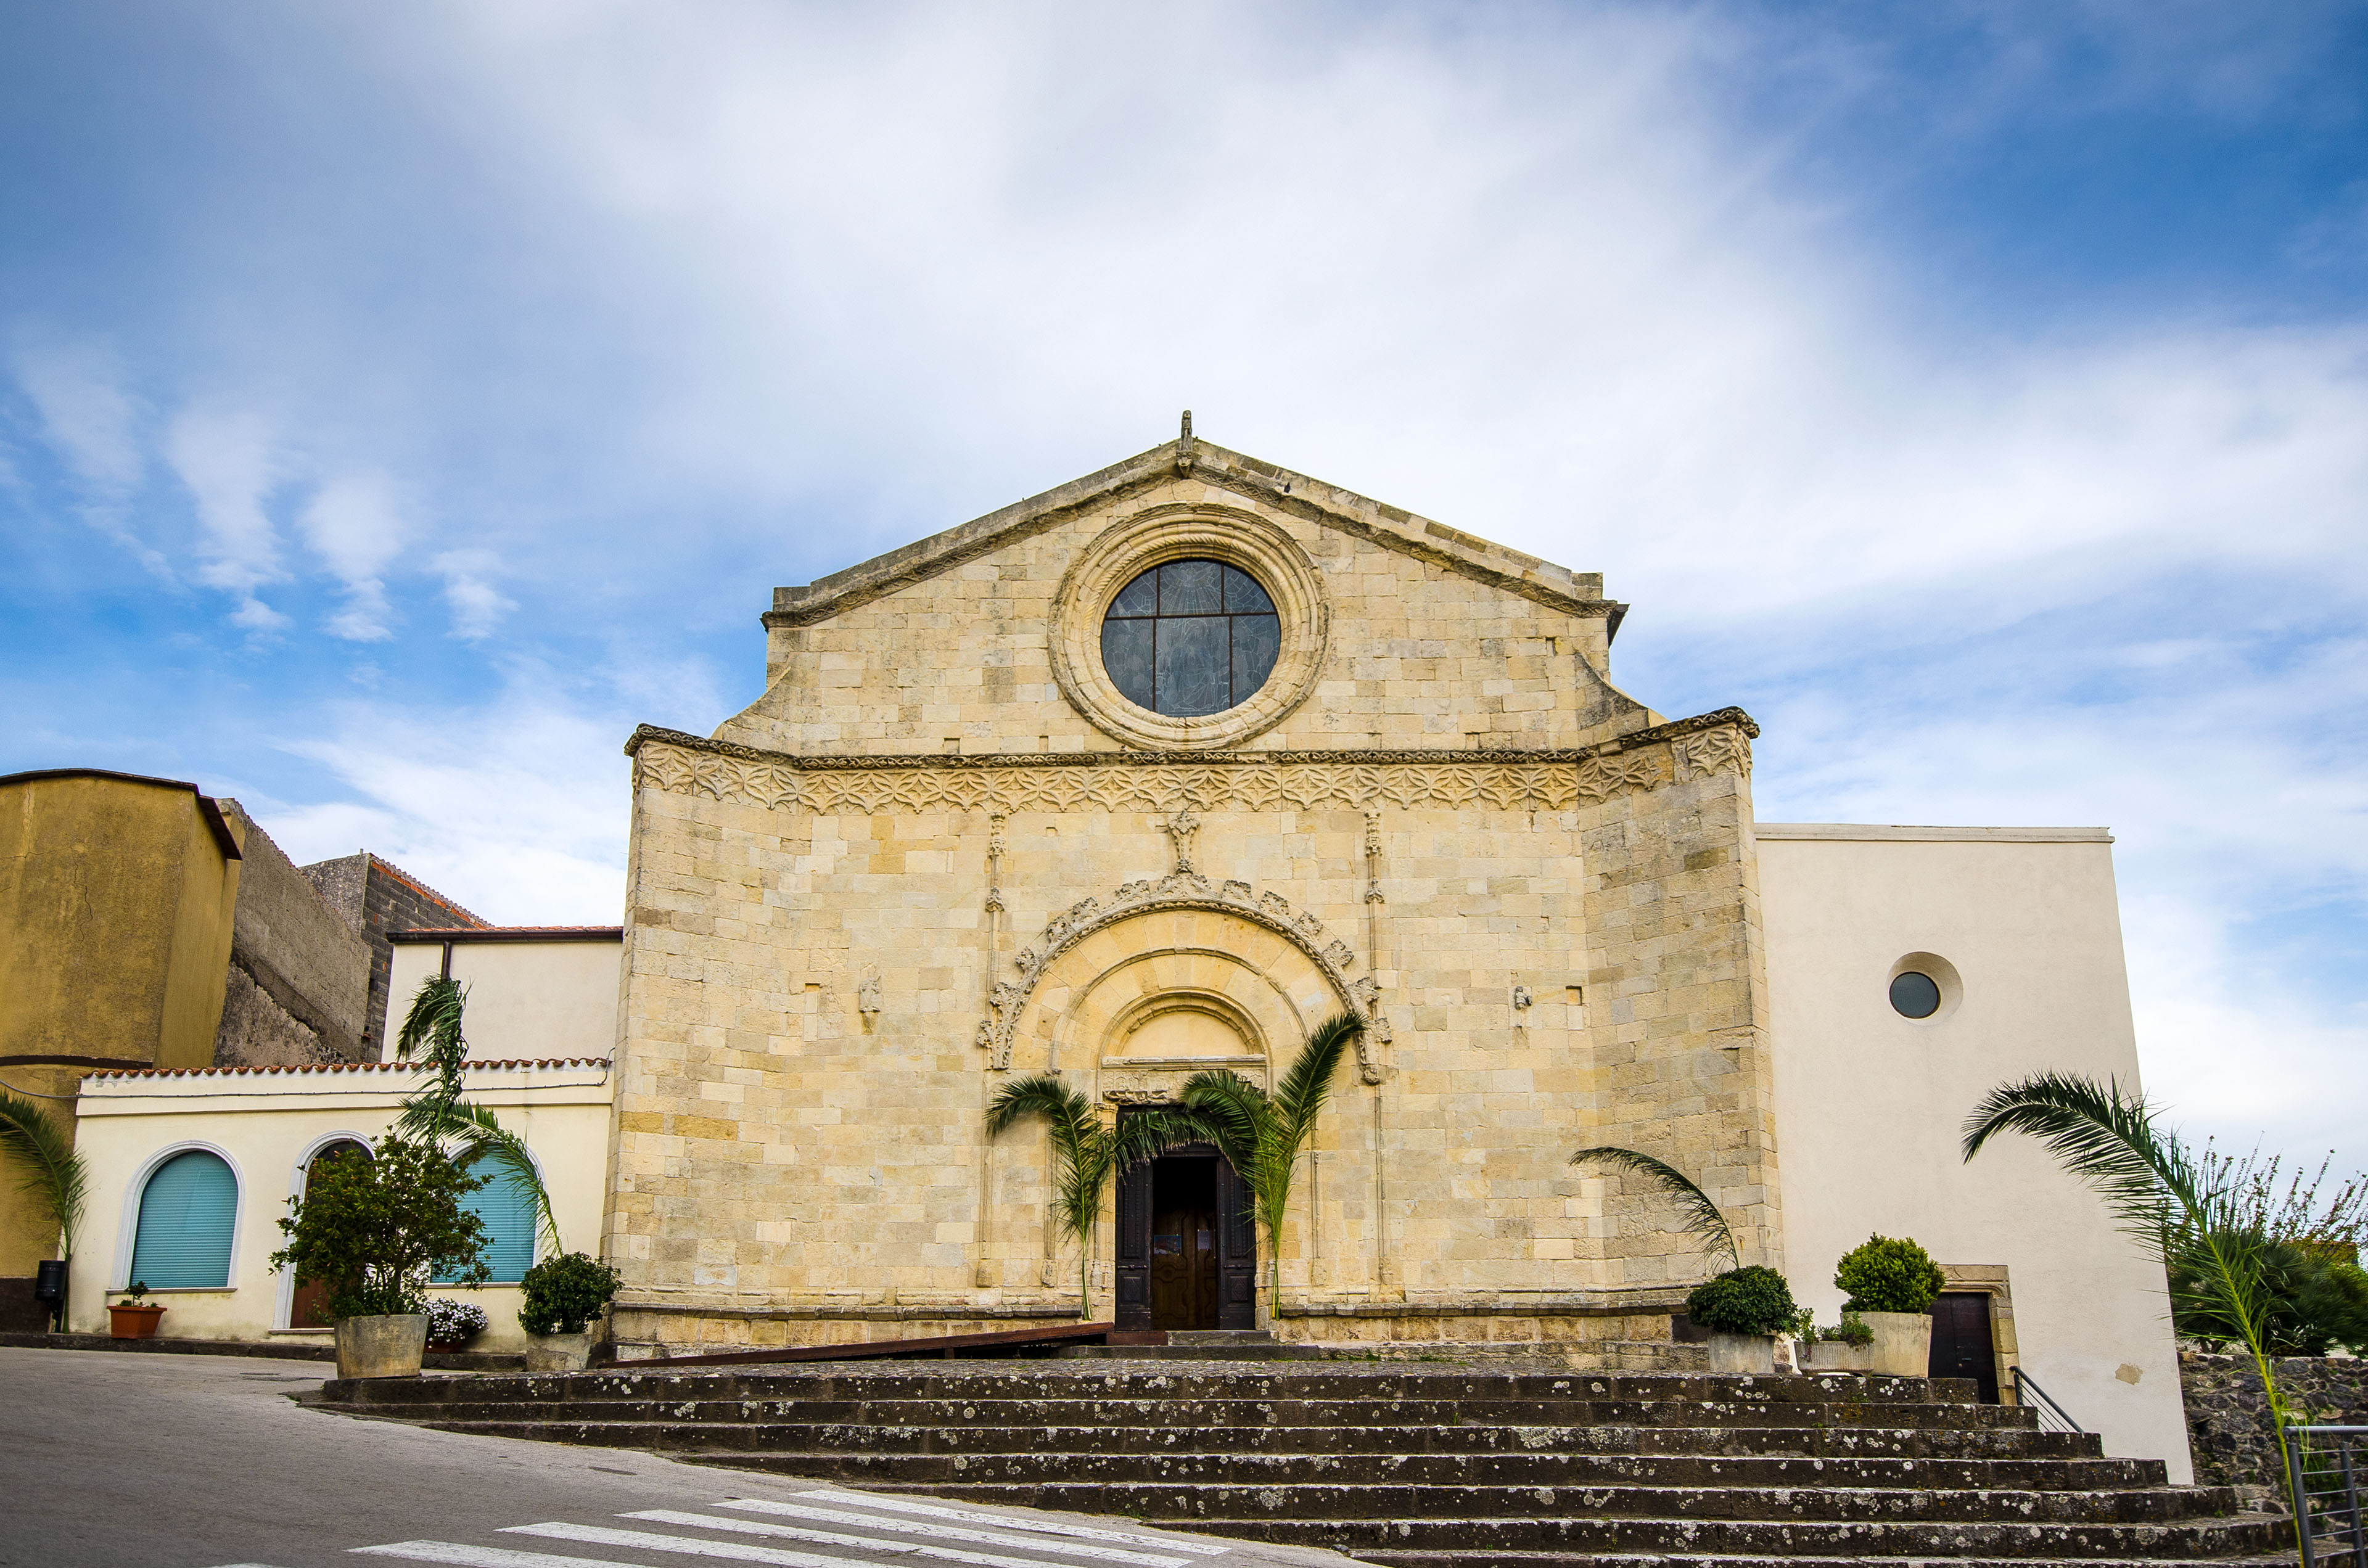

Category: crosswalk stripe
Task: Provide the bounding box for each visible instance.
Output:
[623,1508,1162,1568]
[352,1543,626,1568]
[778,1492,1227,1556]
[708,1501,1188,1568]
[509,1520,875,1566]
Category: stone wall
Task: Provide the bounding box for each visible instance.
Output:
[606,441,1779,1353]
[2183,1350,2368,1498]
[214,803,371,1066]
[302,852,487,1057]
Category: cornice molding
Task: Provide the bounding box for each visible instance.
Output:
[626,709,1754,818]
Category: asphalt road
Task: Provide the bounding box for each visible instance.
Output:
[0,1348,1354,1568]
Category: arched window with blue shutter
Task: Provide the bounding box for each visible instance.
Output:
[129,1150,239,1289]
[434,1152,538,1286]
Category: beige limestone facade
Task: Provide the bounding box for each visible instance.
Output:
[604,435,1780,1359]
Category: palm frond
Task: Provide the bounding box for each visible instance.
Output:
[1272,1014,1359,1147]
[444,1104,564,1255]
[1113,1108,1208,1174]
[1960,1073,2183,1252]
[395,976,471,1123]
[985,1075,1089,1141]
[985,1073,1116,1316]
[0,1091,87,1258]
[1178,1069,1265,1176]
[1570,1146,1738,1270]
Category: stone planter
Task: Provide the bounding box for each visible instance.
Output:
[335,1313,428,1379]
[526,1331,593,1373]
[108,1303,165,1339]
[1806,1337,1875,1372]
[1706,1332,1778,1374]
[1860,1310,1933,1376]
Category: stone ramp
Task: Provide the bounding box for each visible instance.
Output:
[317,1360,2288,1566]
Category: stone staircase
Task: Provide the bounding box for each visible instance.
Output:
[318,1360,2289,1566]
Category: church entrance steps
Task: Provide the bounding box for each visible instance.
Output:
[315,1363,2286,1566]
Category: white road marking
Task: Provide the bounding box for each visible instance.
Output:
[352,1545,625,1567]
[710,1502,1190,1568]
[775,1493,1228,1556]
[509,1520,867,1566]
[625,1509,1153,1568]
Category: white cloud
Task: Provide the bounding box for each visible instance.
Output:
[9,335,144,498]
[431,548,516,640]
[265,682,629,925]
[301,470,408,641]
[164,401,288,624]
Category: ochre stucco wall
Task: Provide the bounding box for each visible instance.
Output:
[0,773,244,1287]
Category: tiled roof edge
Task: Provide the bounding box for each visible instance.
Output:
[83,1057,610,1082]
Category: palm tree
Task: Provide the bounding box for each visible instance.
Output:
[1568,1146,1739,1271]
[1178,1012,1362,1316]
[983,1075,1197,1318]
[1963,1072,2303,1538]
[388,976,563,1254]
[0,1090,88,1327]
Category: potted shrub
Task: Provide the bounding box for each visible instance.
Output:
[269,1131,490,1380]
[1684,1265,1801,1374]
[424,1298,490,1353]
[1835,1233,1948,1376]
[1804,1311,1877,1371]
[108,1282,165,1339]
[519,1251,620,1373]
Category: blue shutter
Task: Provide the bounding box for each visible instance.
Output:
[435,1157,538,1285]
[129,1151,238,1289]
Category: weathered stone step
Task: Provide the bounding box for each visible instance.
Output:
[336,1394,2030,1432]
[324,1367,1963,1408]
[1353,1554,2298,1568]
[607,1476,2240,1526]
[900,1500,2288,1559]
[428,1416,2107,1468]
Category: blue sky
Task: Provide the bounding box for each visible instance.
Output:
[4,2,2364,1168]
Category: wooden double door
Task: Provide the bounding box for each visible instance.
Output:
[1115,1137,1256,1331]
[1928,1291,2000,1403]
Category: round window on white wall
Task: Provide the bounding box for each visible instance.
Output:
[1888,951,1963,1024]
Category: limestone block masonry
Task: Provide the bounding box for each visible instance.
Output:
[602,437,1782,1357]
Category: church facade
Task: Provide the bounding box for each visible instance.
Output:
[603,432,2187,1474]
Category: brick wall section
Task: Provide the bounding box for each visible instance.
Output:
[2182,1350,2368,1500]
[301,853,487,1059]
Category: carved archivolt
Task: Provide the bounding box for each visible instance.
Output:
[627,710,1755,818]
[976,871,1387,1084]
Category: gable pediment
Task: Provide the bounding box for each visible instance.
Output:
[763,435,1626,640]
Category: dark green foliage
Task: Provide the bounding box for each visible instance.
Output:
[519,1250,621,1336]
[0,1090,87,1260]
[2173,1240,2368,1355]
[269,1132,489,1320]
[1820,1311,1876,1346]
[1835,1233,1949,1314]
[1685,1265,1799,1336]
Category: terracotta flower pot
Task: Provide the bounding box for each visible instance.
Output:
[1859,1310,1934,1376]
[108,1303,166,1339]
[334,1313,429,1379]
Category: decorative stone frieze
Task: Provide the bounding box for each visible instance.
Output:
[623,708,1757,819]
[977,870,1386,1082]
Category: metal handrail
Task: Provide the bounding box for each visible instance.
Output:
[2287,1426,2368,1568]
[2010,1365,2084,1434]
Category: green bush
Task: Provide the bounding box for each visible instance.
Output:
[2172,1239,2368,1355]
[520,1250,620,1336]
[1685,1265,1799,1336]
[1819,1311,1875,1346]
[269,1133,488,1320]
[1835,1234,1948,1315]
